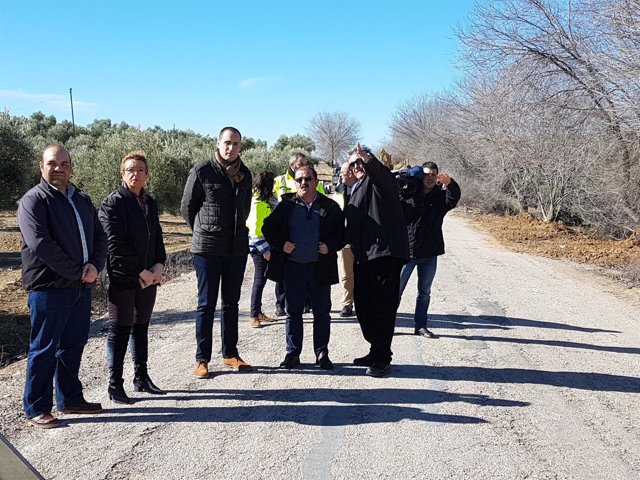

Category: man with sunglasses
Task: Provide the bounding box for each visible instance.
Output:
[263,166,345,370]
[344,144,409,378]
[272,152,324,316]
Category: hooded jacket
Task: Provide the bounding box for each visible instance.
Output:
[401,179,461,258]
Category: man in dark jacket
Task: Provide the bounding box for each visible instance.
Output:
[263,166,345,370]
[345,144,409,378]
[399,162,460,338]
[17,145,107,428]
[180,127,253,378]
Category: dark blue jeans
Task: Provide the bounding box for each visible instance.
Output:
[193,254,247,362]
[399,256,438,329]
[275,280,286,311]
[24,287,92,418]
[276,280,311,312]
[283,261,331,357]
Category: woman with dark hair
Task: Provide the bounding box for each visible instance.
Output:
[99,152,166,404]
[246,171,278,328]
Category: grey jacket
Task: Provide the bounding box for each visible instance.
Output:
[180,157,252,256]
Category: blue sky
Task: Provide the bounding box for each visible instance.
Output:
[0,0,474,148]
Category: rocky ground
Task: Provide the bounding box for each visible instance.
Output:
[0,214,638,479]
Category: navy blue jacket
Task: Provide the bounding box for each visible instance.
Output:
[17,179,107,291]
[263,192,345,286]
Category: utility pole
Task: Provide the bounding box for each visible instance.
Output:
[69,88,76,136]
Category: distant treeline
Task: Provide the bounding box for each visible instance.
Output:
[2,1,640,242]
[0,111,321,213]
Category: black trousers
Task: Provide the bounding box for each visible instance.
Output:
[353,256,404,365]
[106,285,158,383]
[250,252,268,317]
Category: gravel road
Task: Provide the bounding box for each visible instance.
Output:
[1,214,639,479]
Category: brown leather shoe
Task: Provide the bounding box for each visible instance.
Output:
[249,317,262,328]
[258,312,275,323]
[223,356,253,371]
[26,413,60,429]
[193,361,209,379]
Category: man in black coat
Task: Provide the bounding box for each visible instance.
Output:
[399,161,461,338]
[263,166,345,370]
[345,144,409,378]
[180,126,253,378]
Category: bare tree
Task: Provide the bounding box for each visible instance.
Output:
[456,0,640,237]
[390,94,451,166]
[307,111,361,166]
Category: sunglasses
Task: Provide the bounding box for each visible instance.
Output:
[295,176,314,184]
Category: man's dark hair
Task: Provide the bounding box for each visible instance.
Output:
[421,161,439,172]
[253,171,275,202]
[218,126,242,140]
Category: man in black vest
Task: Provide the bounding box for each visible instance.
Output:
[181,127,253,379]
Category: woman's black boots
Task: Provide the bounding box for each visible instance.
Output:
[107,323,132,404]
[131,323,165,395]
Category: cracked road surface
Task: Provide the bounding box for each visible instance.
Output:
[1,215,638,479]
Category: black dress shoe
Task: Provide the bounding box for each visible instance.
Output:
[133,376,165,395]
[303,306,312,314]
[339,305,353,317]
[415,327,438,338]
[108,385,132,404]
[275,307,286,317]
[315,352,334,370]
[61,401,103,414]
[279,353,300,369]
[365,363,391,378]
[353,354,375,367]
